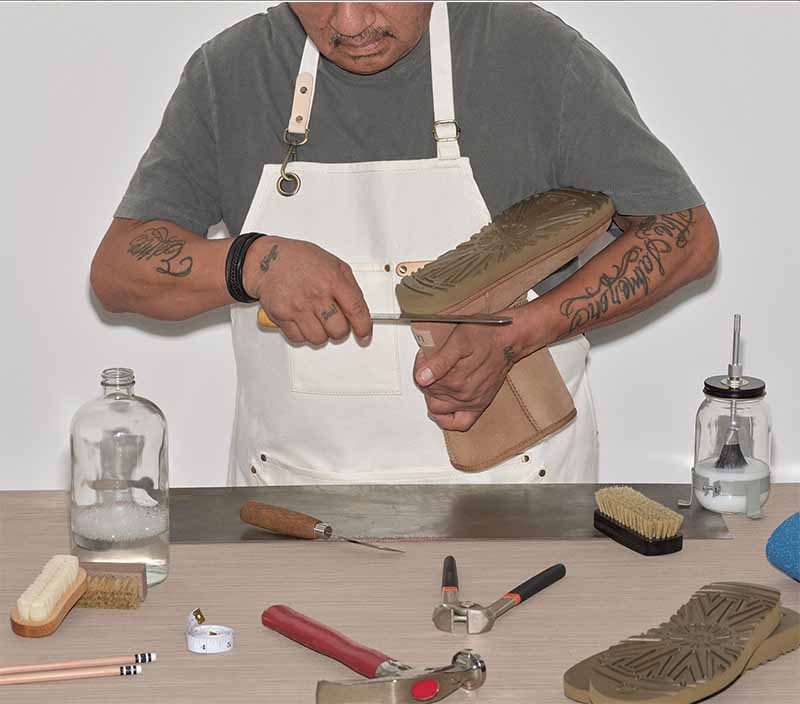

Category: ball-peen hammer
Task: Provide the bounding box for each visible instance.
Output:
[263,605,486,703]
[432,556,566,634]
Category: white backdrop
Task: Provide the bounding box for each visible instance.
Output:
[0,2,797,490]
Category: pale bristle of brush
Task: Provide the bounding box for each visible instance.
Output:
[595,486,684,541]
[76,575,141,609]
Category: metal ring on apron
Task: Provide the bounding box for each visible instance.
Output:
[277,171,301,197]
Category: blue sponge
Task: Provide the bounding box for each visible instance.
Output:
[766,512,800,581]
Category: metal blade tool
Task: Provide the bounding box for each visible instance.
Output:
[262,605,486,704]
[239,501,404,553]
[257,308,512,328]
[433,556,566,634]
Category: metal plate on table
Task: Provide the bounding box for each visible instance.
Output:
[169,484,729,544]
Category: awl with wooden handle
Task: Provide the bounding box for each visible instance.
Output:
[240,501,405,553]
[257,307,511,328]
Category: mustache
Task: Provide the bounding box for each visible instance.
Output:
[330,26,395,48]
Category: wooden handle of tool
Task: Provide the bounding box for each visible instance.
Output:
[239,501,322,540]
[262,605,392,679]
[257,307,279,328]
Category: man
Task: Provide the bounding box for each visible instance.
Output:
[91,3,718,485]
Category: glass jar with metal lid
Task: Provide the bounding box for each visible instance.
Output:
[684,316,771,518]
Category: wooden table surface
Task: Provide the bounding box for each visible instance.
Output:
[1,487,798,703]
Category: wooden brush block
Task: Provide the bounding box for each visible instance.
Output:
[10,568,88,638]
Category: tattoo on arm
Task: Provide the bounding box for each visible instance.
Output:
[557,210,693,338]
[321,303,338,321]
[503,345,514,365]
[127,226,193,277]
[260,244,279,273]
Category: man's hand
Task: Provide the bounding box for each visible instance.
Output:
[243,235,373,345]
[414,312,531,431]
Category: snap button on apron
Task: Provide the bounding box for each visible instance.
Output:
[539,469,547,478]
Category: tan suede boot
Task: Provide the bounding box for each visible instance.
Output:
[396,188,615,472]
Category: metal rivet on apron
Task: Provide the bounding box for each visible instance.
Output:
[260,453,267,462]
[397,264,408,275]
[522,454,530,463]
[295,115,303,123]
[539,469,546,478]
[300,86,307,94]
[384,264,391,272]
[251,466,258,474]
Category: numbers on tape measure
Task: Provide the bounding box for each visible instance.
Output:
[186,608,235,654]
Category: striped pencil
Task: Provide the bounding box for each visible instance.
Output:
[0,652,156,676]
[0,664,144,686]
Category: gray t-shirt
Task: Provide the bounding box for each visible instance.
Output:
[117,2,703,260]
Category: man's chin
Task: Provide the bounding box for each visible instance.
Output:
[331,47,399,75]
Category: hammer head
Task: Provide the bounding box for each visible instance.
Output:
[316,650,486,704]
[461,604,495,635]
[431,587,461,633]
[433,600,496,635]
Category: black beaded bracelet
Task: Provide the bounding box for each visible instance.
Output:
[225,232,266,303]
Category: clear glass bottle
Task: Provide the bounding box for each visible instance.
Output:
[70,368,169,585]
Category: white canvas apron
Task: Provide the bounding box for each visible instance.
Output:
[228,4,598,486]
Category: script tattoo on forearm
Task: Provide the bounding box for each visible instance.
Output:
[503,345,514,365]
[321,303,338,321]
[260,244,279,273]
[127,227,193,277]
[557,210,694,337]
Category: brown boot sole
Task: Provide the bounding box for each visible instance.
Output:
[564,607,800,703]
[396,188,614,317]
[588,582,782,704]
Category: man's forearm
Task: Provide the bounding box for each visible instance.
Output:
[512,205,719,356]
[91,218,238,320]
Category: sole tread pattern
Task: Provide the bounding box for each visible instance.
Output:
[588,582,781,703]
[396,189,613,310]
[564,607,799,704]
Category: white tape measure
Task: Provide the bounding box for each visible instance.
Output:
[185,609,235,654]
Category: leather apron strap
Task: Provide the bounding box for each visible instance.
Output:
[288,2,461,160]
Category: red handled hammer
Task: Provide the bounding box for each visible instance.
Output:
[263,605,486,703]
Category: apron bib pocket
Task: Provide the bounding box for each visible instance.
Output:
[288,264,402,396]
